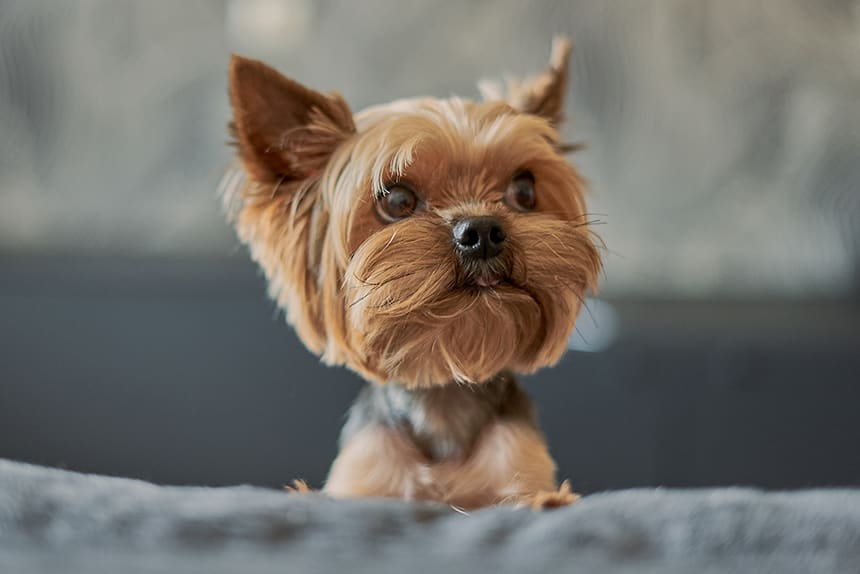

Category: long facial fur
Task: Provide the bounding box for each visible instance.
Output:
[224,41,602,389]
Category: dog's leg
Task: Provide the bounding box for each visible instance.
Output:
[323,425,434,501]
[435,419,577,510]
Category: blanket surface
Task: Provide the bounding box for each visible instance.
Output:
[0,459,858,573]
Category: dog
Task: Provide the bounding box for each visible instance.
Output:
[222,38,601,509]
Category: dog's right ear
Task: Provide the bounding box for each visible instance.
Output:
[229,55,355,186]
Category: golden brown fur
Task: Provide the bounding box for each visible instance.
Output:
[223,38,601,508]
[325,419,567,510]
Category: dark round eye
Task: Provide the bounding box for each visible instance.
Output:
[505,171,536,212]
[376,184,418,223]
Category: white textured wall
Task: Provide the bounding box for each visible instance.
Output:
[0,0,858,297]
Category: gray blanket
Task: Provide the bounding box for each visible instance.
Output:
[1,459,858,574]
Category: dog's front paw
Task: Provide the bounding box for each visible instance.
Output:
[284,479,312,494]
[515,480,580,510]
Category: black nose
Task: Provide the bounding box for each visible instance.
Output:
[452,216,506,260]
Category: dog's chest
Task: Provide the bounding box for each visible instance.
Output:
[340,372,536,462]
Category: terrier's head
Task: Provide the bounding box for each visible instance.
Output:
[224,38,601,387]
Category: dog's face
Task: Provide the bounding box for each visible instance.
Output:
[225,39,601,387]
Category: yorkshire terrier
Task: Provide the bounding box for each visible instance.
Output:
[222,38,601,509]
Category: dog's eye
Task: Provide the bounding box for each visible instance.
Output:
[376,185,418,223]
[505,171,536,212]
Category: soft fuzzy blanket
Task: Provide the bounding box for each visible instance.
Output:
[0,459,858,573]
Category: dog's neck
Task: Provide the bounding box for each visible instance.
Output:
[340,372,537,462]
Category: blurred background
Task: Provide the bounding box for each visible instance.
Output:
[0,0,858,492]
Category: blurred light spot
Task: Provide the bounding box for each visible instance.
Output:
[227,0,312,54]
[568,299,619,353]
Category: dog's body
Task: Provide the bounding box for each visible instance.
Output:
[327,373,558,508]
[224,39,601,509]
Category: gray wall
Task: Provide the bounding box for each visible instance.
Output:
[1,0,858,298]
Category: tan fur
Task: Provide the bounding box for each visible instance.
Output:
[431,419,559,508]
[224,65,600,387]
[324,426,434,501]
[325,419,563,510]
[224,39,601,508]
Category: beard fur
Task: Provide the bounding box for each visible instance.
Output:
[343,215,600,387]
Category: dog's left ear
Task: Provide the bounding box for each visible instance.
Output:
[229,55,355,186]
[479,37,572,125]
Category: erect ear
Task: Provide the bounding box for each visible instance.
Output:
[478,37,572,125]
[228,55,355,186]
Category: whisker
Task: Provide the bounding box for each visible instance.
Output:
[568,219,606,229]
[346,270,418,307]
[347,270,414,288]
[382,230,398,251]
[574,291,598,329]
[348,287,377,309]
[574,324,590,346]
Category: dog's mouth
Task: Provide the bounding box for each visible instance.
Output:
[459,258,516,290]
[463,269,517,290]
[474,274,501,287]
